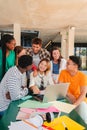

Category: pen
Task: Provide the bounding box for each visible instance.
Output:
[58,111,61,118]
[62,121,68,130]
[23,119,38,129]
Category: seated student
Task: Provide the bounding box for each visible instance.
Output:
[58,55,87,123]
[50,46,66,83]
[29,58,54,95]
[14,46,27,65]
[0,55,32,116]
[14,46,27,87]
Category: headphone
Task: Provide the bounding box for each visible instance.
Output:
[46,112,59,122]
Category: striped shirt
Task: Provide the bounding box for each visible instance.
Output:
[0,66,28,112]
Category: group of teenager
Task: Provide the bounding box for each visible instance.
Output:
[0,34,87,124]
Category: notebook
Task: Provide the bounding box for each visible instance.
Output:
[43,115,85,130]
[33,83,70,102]
[43,83,70,102]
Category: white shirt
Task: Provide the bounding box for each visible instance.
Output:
[33,53,40,67]
[29,72,54,89]
[0,66,28,112]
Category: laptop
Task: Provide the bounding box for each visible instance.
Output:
[33,83,70,102]
[43,82,70,102]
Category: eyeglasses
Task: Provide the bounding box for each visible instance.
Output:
[66,62,76,66]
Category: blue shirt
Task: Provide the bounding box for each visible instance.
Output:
[53,62,59,74]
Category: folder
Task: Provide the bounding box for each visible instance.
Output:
[43,115,85,130]
[18,100,52,108]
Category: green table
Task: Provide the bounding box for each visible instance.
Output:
[0,99,87,130]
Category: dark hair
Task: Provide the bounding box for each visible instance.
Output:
[1,34,15,77]
[32,37,42,45]
[14,46,23,54]
[69,55,81,68]
[51,46,63,67]
[18,55,32,68]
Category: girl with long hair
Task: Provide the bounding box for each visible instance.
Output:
[0,34,16,81]
[50,46,66,83]
[29,58,54,95]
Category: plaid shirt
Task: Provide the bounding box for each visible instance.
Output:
[26,48,50,60]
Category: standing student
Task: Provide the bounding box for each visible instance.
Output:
[27,37,50,67]
[50,46,66,83]
[26,37,50,84]
[0,55,32,116]
[58,55,87,123]
[29,58,54,95]
[0,34,16,81]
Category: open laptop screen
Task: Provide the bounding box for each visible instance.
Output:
[43,83,70,102]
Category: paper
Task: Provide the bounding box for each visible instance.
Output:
[18,100,52,108]
[49,101,76,113]
[20,108,36,114]
[16,108,36,120]
[8,121,38,130]
[16,111,31,120]
[43,115,85,130]
[21,95,32,100]
[36,106,59,113]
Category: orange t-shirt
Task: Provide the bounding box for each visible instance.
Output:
[58,70,87,99]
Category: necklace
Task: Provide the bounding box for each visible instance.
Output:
[38,73,45,90]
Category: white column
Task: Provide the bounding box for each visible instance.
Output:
[61,30,68,59]
[67,26,75,58]
[61,26,75,59]
[13,23,21,46]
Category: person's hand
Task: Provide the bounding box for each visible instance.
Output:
[21,86,27,89]
[33,70,38,77]
[32,86,40,94]
[32,64,37,71]
[67,92,76,103]
[6,91,11,100]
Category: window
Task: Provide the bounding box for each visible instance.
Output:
[75,43,87,70]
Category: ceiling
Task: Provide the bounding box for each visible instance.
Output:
[0,0,87,44]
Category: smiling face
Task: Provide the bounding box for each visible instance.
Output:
[66,59,78,72]
[32,43,42,54]
[52,49,60,61]
[38,60,48,73]
[6,39,16,50]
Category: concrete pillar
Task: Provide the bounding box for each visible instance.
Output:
[13,23,21,46]
[61,30,67,59]
[61,26,75,59]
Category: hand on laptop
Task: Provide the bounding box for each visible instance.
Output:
[31,86,40,94]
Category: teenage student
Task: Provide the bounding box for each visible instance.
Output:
[14,45,28,87]
[0,55,32,116]
[29,58,54,95]
[50,46,66,83]
[27,37,50,67]
[58,55,87,123]
[0,34,16,81]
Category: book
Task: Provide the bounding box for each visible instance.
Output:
[43,115,85,130]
